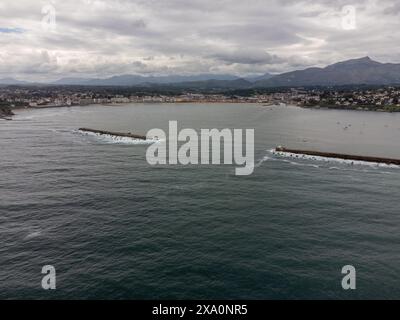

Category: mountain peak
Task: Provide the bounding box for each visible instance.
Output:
[352,56,380,64]
[359,56,372,61]
[325,56,381,70]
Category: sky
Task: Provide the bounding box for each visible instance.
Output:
[1,0,400,81]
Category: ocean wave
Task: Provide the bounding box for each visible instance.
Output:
[75,129,160,145]
[255,155,275,167]
[282,159,320,168]
[14,109,72,120]
[24,231,41,240]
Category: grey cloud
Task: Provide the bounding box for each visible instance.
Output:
[211,49,284,65]
[57,15,147,36]
[382,2,400,15]
[1,0,400,80]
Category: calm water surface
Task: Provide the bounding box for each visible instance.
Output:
[1,103,399,299]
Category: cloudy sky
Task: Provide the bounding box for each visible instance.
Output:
[1,0,400,81]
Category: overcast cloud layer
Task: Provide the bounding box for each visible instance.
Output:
[1,0,400,81]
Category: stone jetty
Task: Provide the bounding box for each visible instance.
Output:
[79,128,147,140]
[275,146,400,166]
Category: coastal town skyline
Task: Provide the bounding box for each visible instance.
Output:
[2,0,400,82]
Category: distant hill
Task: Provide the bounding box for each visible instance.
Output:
[255,57,400,87]
[52,77,92,85]
[245,72,274,82]
[55,57,400,89]
[164,78,253,89]
[0,78,30,85]
[6,57,400,89]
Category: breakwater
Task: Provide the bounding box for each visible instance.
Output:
[275,146,400,166]
[79,128,147,140]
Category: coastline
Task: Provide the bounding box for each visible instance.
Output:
[11,101,265,112]
[7,102,400,121]
[300,104,400,113]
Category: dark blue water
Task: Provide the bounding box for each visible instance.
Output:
[1,103,400,299]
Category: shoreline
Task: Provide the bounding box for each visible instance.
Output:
[8,102,400,118]
[12,101,265,112]
[300,104,400,113]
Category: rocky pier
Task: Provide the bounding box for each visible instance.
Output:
[275,146,400,166]
[79,128,147,140]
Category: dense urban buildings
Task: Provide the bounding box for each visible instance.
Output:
[1,85,400,113]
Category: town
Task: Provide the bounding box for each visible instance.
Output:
[2,85,400,112]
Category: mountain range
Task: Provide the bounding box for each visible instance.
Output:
[0,78,30,85]
[3,57,400,88]
[254,57,400,87]
[52,74,240,86]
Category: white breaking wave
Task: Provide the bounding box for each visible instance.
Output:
[75,130,160,145]
[24,231,41,240]
[282,159,320,168]
[268,149,400,169]
[255,155,276,167]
